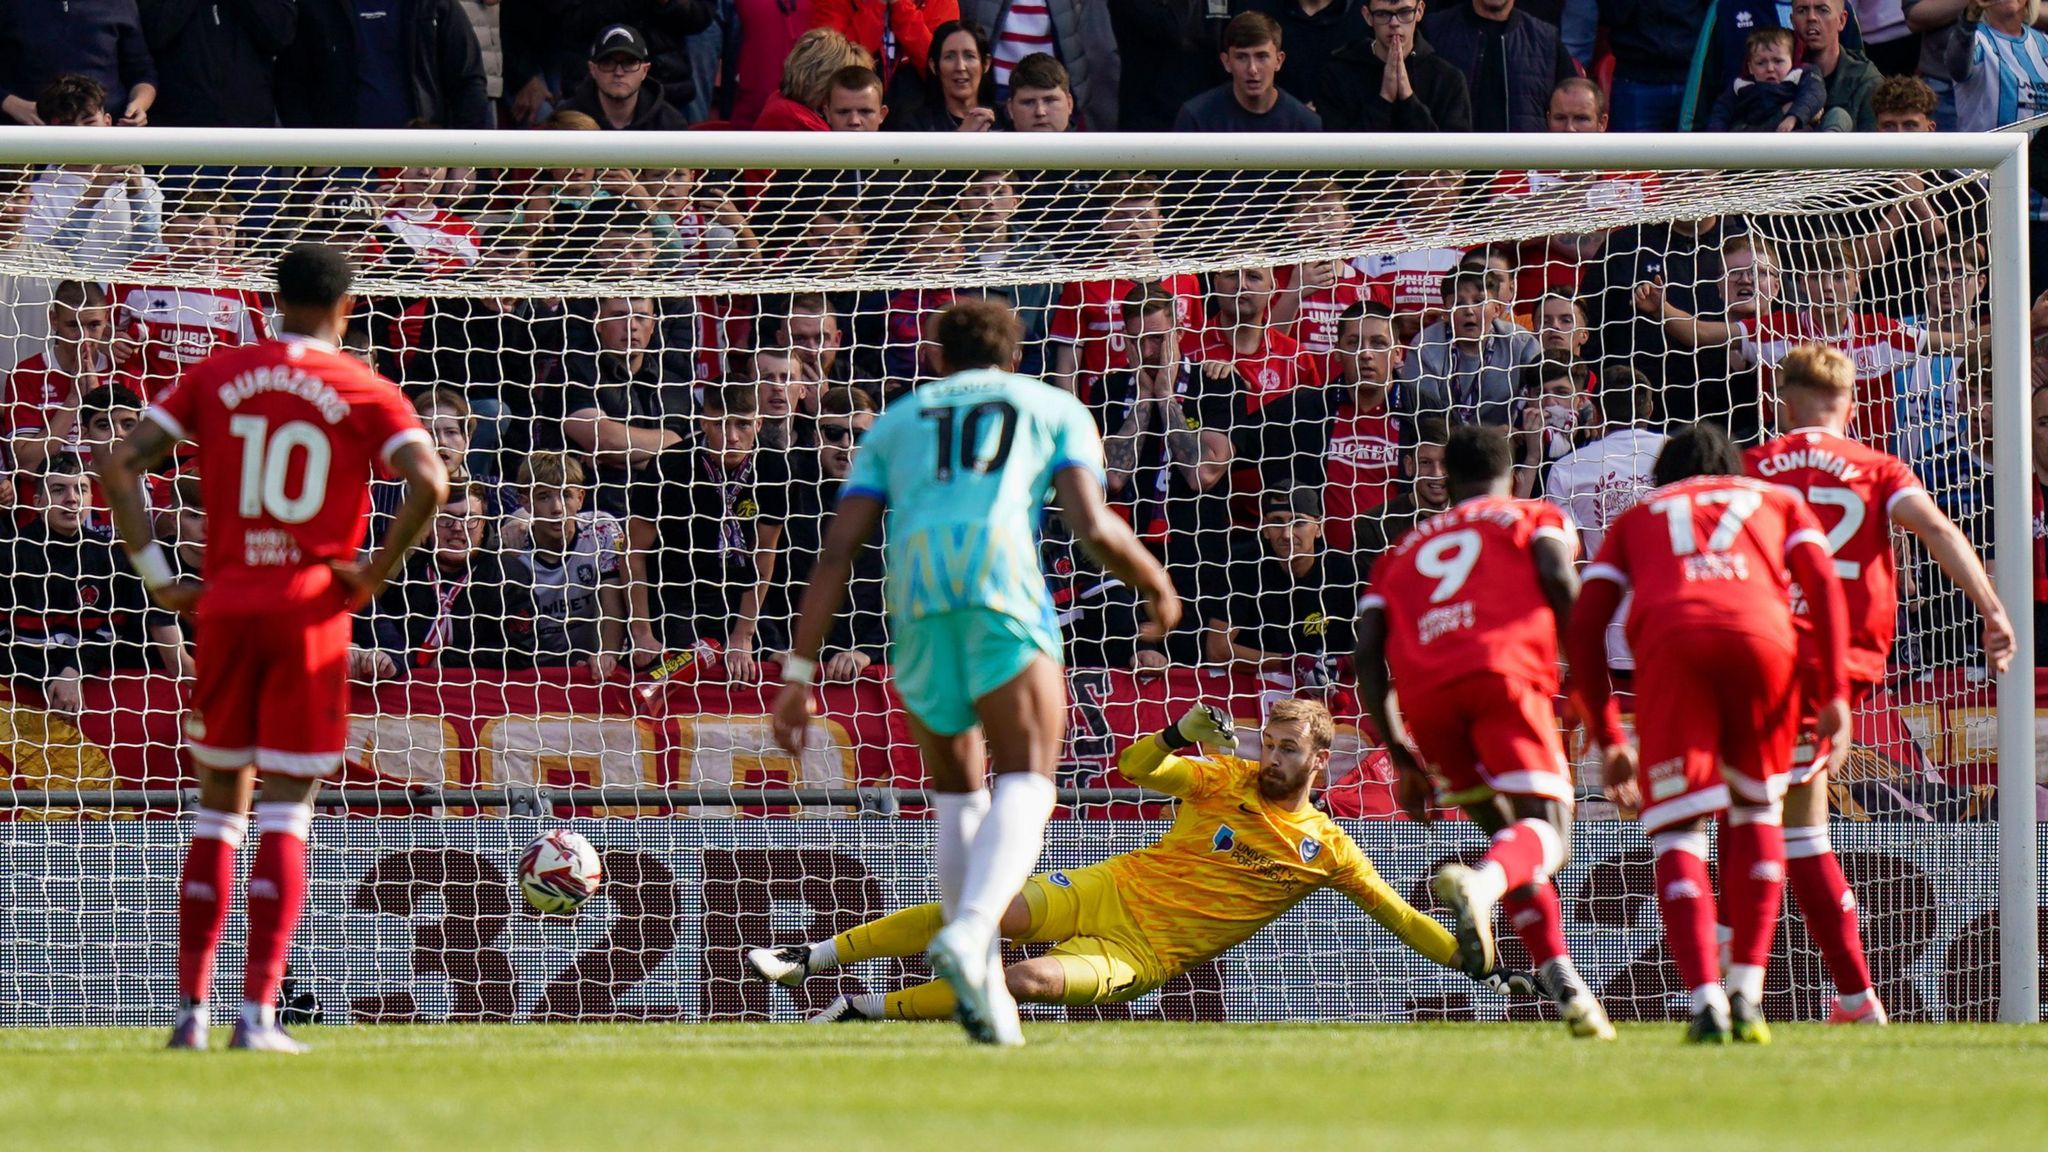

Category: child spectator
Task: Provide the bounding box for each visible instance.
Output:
[375,165,480,275]
[756,28,870,132]
[1355,170,1471,344]
[504,452,628,680]
[1707,27,1827,132]
[1399,265,1540,427]
[1543,368,1665,556]
[111,185,271,396]
[1003,52,1075,132]
[1195,266,1327,411]
[2,452,148,713]
[25,76,164,275]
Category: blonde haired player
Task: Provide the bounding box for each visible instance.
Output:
[749,700,1509,1020]
[1743,343,2013,1025]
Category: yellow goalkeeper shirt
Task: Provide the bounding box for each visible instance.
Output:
[1104,738,1460,974]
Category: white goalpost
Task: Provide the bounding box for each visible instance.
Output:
[0,127,2033,1025]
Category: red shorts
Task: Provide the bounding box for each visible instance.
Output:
[186,607,352,778]
[1404,671,1574,806]
[1632,628,1797,834]
[1789,673,1876,787]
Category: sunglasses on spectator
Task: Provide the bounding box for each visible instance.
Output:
[819,423,865,444]
[594,56,648,72]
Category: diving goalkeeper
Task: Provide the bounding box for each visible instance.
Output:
[748,699,1507,1021]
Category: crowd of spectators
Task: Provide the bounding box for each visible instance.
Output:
[0,1,2034,715]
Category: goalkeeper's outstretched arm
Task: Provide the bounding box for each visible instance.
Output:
[1116,705,1236,797]
[1336,865,1462,970]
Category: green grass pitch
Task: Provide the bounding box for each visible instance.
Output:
[2,1023,2044,1151]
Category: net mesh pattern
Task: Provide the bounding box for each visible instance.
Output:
[0,155,2027,1024]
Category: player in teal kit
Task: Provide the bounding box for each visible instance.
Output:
[773,299,1178,1046]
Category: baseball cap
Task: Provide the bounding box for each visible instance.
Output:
[1261,488,1322,521]
[591,24,651,62]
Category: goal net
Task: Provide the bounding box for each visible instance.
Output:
[0,131,2034,1026]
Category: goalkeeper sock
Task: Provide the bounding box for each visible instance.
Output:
[1719,809,1786,980]
[1651,829,1719,1001]
[934,790,990,920]
[1480,818,1562,897]
[878,981,957,1021]
[954,772,1056,941]
[177,808,246,1005]
[1502,882,1568,967]
[1784,826,1874,999]
[829,902,945,965]
[242,802,312,1021]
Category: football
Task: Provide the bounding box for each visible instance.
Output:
[518,830,603,914]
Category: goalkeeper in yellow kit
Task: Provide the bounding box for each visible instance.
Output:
[747,699,1511,1020]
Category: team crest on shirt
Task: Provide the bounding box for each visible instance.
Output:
[1211,824,1237,853]
[1298,837,1322,863]
[1048,871,1072,888]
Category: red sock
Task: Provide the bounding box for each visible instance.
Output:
[1503,882,1568,967]
[1785,828,1872,996]
[1653,839,1719,992]
[1484,819,1555,891]
[242,803,311,1015]
[177,810,246,1004]
[1719,815,1787,970]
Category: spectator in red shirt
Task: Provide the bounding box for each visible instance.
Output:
[112,186,270,397]
[1263,300,1410,552]
[7,280,137,475]
[812,0,958,87]
[756,27,870,132]
[1048,176,1202,399]
[374,165,479,275]
[729,0,816,127]
[1196,266,1325,411]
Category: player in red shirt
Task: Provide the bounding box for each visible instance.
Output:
[1570,423,1849,1044]
[1355,424,1615,1040]
[98,245,449,1052]
[1744,345,2013,1026]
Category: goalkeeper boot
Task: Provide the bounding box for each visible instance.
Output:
[809,996,880,1024]
[1729,993,1772,1045]
[1560,995,1617,1041]
[229,1020,309,1054]
[1431,864,1498,979]
[166,1004,208,1051]
[1828,994,1889,1026]
[746,945,814,988]
[1685,1002,1732,1045]
[926,921,998,1045]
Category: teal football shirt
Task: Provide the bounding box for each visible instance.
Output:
[843,368,1105,642]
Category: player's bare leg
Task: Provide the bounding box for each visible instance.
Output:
[230,773,321,1053]
[924,655,1063,1047]
[1783,772,1886,1024]
[1441,796,1613,1039]
[169,765,257,1050]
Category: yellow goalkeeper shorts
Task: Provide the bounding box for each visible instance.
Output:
[1020,863,1173,1005]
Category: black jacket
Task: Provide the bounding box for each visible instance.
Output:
[362,548,529,671]
[1318,35,1473,132]
[139,0,295,127]
[1105,0,1228,131]
[560,75,692,131]
[1599,0,1709,83]
[1420,6,1577,133]
[2,522,149,681]
[275,0,488,129]
[0,0,158,117]
[1245,0,1371,109]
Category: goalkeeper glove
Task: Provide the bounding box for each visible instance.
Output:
[1480,966,1544,999]
[1164,704,1235,753]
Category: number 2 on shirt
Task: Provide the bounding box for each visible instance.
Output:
[923,400,1018,481]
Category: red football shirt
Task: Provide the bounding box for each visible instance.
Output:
[1276,261,1369,361]
[4,353,149,435]
[1323,397,1401,549]
[1048,273,1201,390]
[1362,495,1577,698]
[145,334,430,614]
[113,259,271,391]
[1738,311,1925,448]
[1192,323,1325,410]
[1746,426,1925,684]
[1587,474,1827,655]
